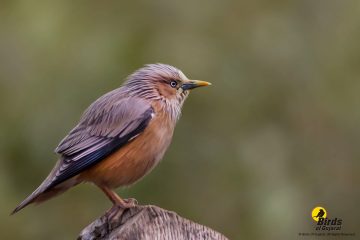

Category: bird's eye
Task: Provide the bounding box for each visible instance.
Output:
[170,80,178,88]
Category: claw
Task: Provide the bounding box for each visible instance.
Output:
[123,198,138,207]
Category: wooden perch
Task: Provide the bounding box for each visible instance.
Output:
[78,205,228,240]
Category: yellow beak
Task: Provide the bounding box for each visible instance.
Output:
[181,80,212,90]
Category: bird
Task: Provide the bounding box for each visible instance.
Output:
[11,63,211,215]
[314,209,325,219]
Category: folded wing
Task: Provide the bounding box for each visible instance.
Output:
[50,94,154,188]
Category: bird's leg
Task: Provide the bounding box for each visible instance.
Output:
[97,185,137,225]
[98,185,137,208]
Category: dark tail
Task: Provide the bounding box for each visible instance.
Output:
[11,160,79,215]
[11,182,49,215]
[11,177,79,215]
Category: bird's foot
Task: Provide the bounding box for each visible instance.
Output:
[122,198,138,208]
[105,198,138,226]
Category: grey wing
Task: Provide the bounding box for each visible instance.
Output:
[48,96,154,188]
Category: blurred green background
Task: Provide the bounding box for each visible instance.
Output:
[1,0,359,239]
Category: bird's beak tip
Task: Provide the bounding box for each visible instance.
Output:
[195,80,212,87]
[181,80,212,90]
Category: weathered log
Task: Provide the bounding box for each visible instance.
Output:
[78,205,228,240]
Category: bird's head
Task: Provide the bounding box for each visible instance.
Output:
[124,64,211,116]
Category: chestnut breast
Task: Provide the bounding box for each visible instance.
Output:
[79,103,175,188]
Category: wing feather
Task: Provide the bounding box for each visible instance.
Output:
[47,94,154,188]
